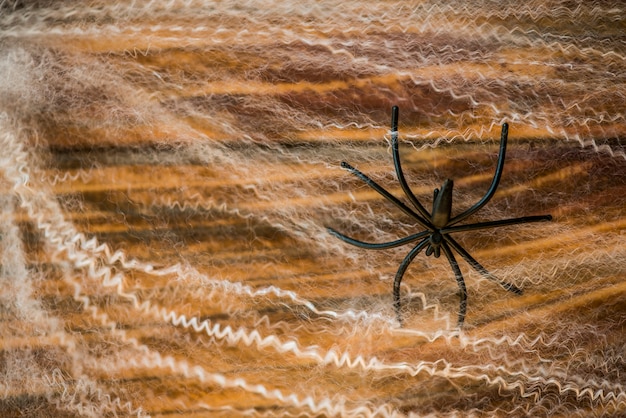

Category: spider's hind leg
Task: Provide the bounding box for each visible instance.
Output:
[448,123,509,226]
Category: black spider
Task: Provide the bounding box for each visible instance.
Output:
[328,106,552,328]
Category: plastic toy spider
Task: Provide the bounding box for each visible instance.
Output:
[328,106,552,328]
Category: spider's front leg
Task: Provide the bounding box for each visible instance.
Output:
[445,235,523,295]
[393,235,467,328]
[393,238,430,326]
[440,242,468,328]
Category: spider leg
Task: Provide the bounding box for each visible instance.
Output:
[390,106,433,221]
[339,161,433,230]
[448,123,509,226]
[326,227,430,250]
[441,214,552,235]
[440,241,468,329]
[444,235,523,294]
[393,238,430,325]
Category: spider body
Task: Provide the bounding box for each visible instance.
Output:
[426,178,453,257]
[328,106,552,328]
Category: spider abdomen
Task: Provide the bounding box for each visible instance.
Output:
[431,179,453,228]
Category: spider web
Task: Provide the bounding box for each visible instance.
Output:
[0,1,625,416]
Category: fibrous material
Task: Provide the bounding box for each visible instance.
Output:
[0,1,625,416]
